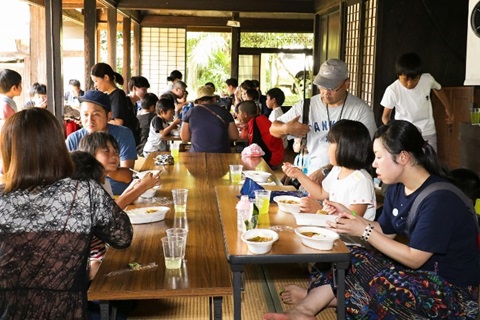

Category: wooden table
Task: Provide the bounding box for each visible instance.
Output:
[88,152,280,319]
[216,185,351,320]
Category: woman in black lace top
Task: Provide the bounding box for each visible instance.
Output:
[0,108,133,319]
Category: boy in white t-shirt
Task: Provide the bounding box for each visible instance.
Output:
[381,52,453,151]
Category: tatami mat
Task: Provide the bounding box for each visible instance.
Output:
[127,265,271,320]
[127,263,336,320]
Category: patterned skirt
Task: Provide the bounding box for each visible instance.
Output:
[308,246,479,319]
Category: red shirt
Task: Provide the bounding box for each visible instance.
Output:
[247,115,284,167]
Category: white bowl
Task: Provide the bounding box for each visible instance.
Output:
[243,170,271,183]
[295,226,339,250]
[136,170,162,179]
[141,187,157,198]
[241,229,278,254]
[273,195,301,213]
[292,213,337,227]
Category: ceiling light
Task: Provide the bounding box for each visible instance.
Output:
[227,19,240,28]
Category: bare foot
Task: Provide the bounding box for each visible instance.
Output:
[263,312,289,320]
[280,284,308,305]
[264,310,316,320]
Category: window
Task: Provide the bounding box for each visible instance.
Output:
[141,28,186,95]
[344,0,377,106]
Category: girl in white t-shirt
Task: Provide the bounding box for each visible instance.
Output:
[282,119,376,219]
[280,119,376,304]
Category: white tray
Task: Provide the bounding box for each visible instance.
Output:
[292,213,337,227]
[126,206,169,224]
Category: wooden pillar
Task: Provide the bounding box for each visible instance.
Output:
[29,6,47,92]
[122,17,131,93]
[312,14,321,97]
[230,12,240,80]
[84,0,96,91]
[107,9,117,68]
[44,0,63,120]
[132,23,141,76]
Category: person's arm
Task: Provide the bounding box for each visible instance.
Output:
[107,165,134,183]
[282,162,329,199]
[432,88,454,124]
[180,122,191,142]
[324,200,432,268]
[115,172,161,209]
[159,118,181,137]
[269,115,309,138]
[382,107,393,125]
[228,121,240,140]
[307,164,333,185]
[2,103,15,119]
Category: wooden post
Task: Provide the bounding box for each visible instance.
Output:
[123,16,131,93]
[84,0,97,91]
[44,0,63,120]
[230,12,240,79]
[132,23,141,76]
[107,9,117,68]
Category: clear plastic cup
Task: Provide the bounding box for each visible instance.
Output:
[162,236,184,269]
[229,164,243,184]
[254,189,271,215]
[166,228,188,260]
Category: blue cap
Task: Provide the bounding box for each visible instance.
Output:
[78,90,111,111]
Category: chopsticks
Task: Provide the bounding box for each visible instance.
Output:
[129,168,141,175]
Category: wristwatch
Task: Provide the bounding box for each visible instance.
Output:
[321,166,331,177]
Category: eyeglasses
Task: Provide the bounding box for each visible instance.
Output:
[318,79,347,92]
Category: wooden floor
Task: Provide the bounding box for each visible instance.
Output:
[127,264,337,320]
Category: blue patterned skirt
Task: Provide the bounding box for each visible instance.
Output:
[308,246,479,319]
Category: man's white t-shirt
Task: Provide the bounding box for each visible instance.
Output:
[380,73,441,136]
[276,93,376,174]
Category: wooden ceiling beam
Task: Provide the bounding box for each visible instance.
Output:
[117,0,314,14]
[62,9,85,25]
[96,0,142,23]
[22,0,142,24]
[141,15,314,33]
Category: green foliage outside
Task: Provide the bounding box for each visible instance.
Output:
[186,32,314,104]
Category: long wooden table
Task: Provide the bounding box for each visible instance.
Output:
[88,152,280,319]
[216,185,351,320]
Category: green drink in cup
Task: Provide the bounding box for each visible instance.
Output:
[254,189,271,215]
[229,164,243,184]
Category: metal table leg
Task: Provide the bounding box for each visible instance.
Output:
[334,262,349,320]
[99,301,110,320]
[231,264,244,320]
[209,296,223,320]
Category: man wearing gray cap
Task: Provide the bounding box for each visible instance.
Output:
[270,59,376,175]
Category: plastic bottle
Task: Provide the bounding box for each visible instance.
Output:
[236,195,253,232]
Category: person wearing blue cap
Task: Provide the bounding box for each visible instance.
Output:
[66,90,138,195]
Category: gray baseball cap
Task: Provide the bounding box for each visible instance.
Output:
[313,59,349,89]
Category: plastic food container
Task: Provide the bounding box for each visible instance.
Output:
[295,226,339,250]
[273,195,301,213]
[243,170,271,183]
[241,228,279,254]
